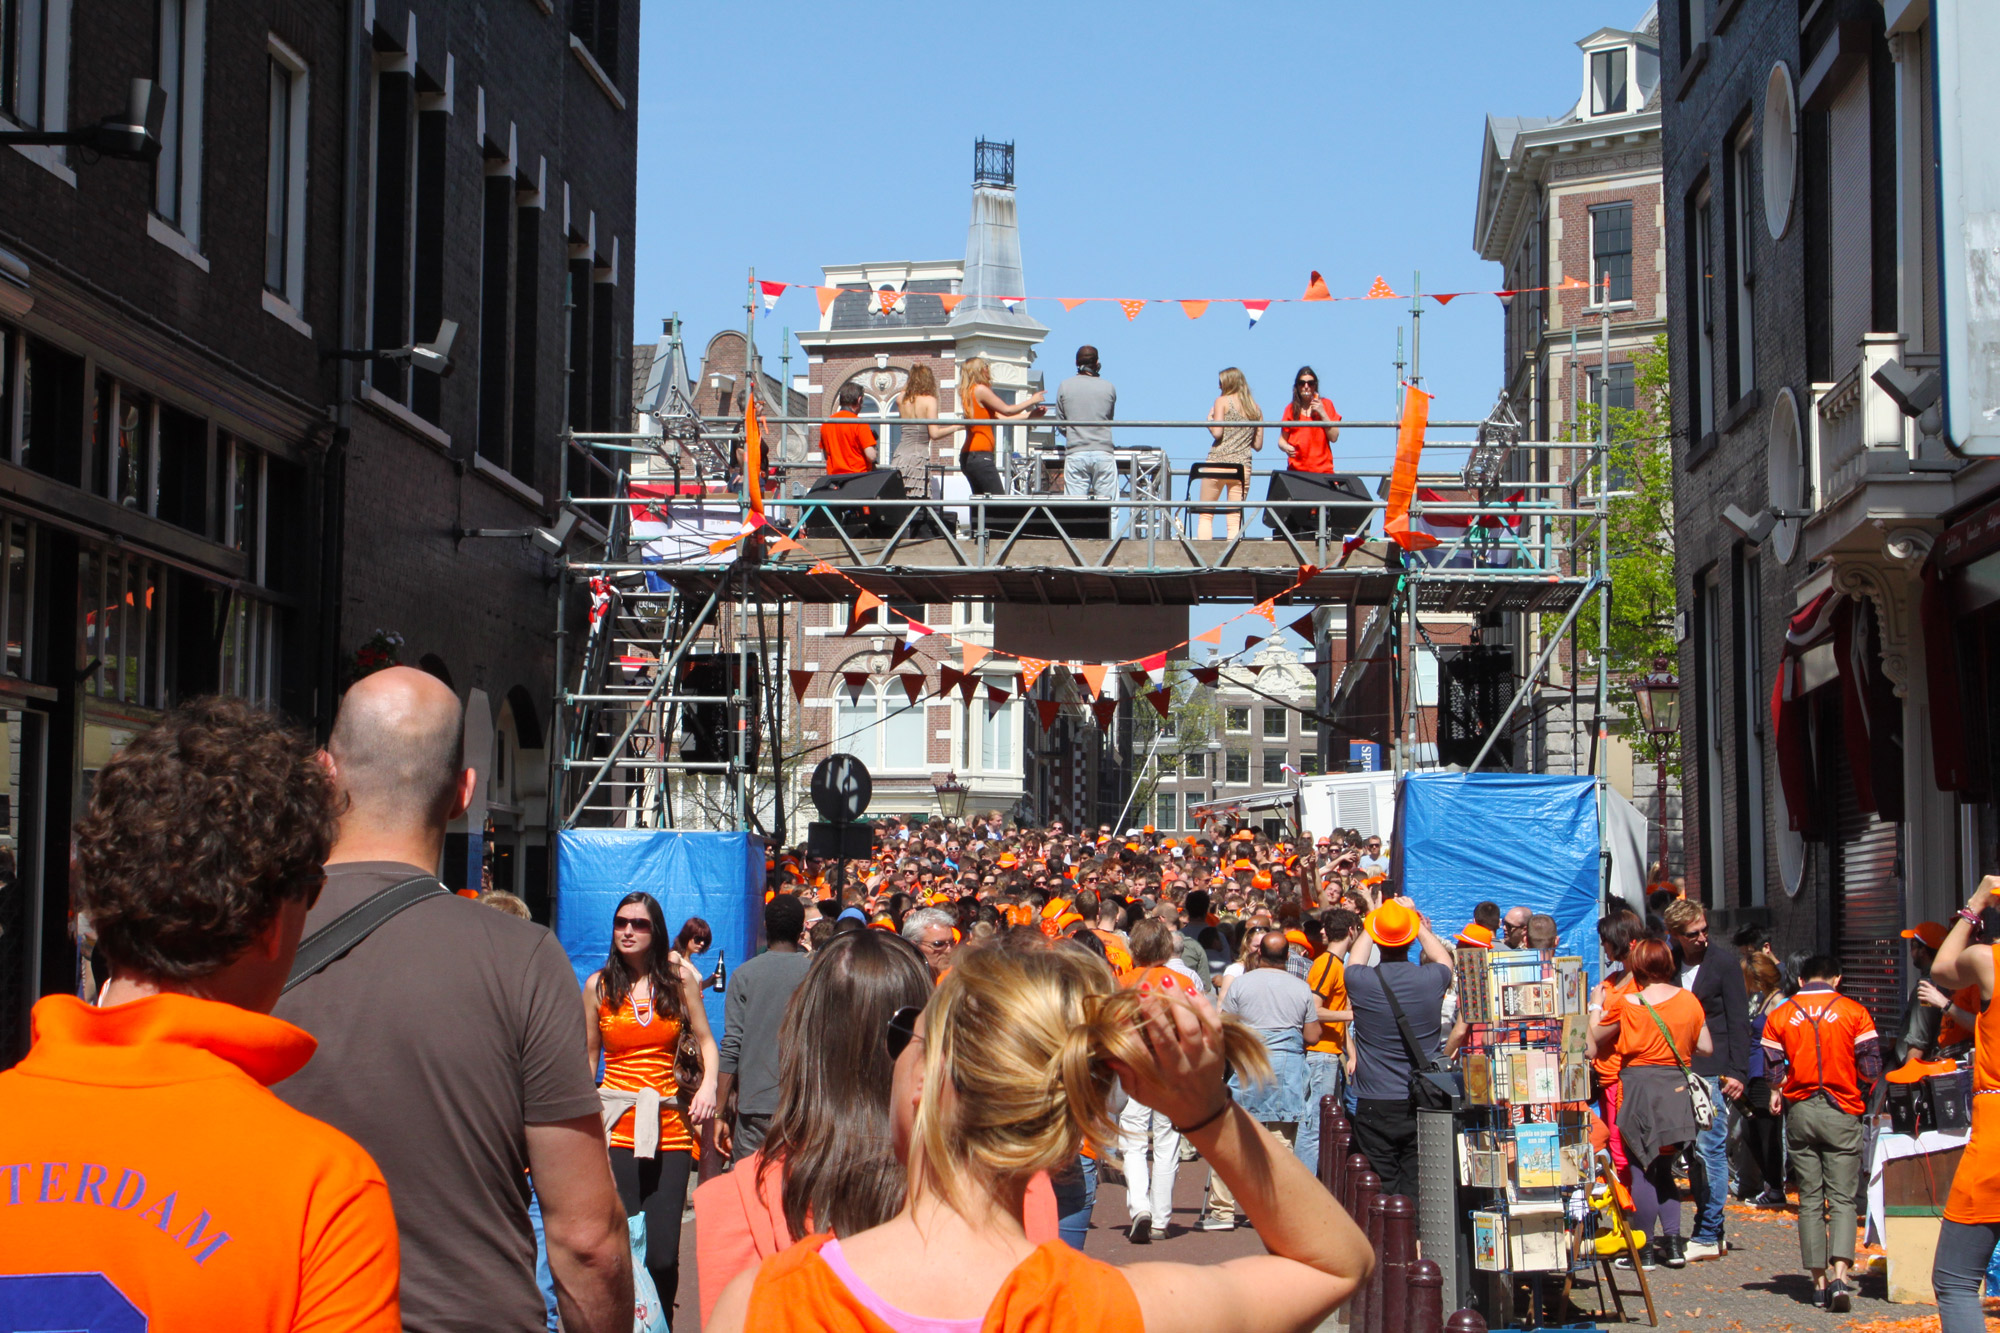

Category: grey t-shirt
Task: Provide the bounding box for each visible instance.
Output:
[1221,966,1317,1055]
[717,946,812,1117]
[1055,373,1116,452]
[1345,960,1452,1102]
[274,862,601,1333]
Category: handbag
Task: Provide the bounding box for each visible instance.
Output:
[1639,997,1716,1129]
[1378,966,1465,1112]
[673,1001,704,1108]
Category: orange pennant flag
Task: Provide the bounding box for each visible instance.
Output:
[807,560,840,577]
[1365,275,1397,300]
[1194,626,1222,645]
[1297,563,1322,586]
[743,392,765,517]
[815,286,841,314]
[939,293,966,314]
[1179,300,1210,320]
[1118,299,1146,321]
[1019,657,1049,690]
[1078,663,1108,697]
[1059,298,1088,312]
[846,590,884,635]
[1557,274,1589,290]
[1252,601,1277,625]
[1302,271,1332,301]
[876,288,901,314]
[1384,383,1440,552]
[961,641,989,673]
[765,532,805,554]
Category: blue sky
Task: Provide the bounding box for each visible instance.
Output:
[632,0,1646,654]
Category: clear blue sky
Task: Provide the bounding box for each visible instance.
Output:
[632,0,1645,655]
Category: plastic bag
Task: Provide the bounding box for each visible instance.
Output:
[628,1212,669,1333]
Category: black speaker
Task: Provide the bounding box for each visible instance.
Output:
[803,469,906,537]
[1262,470,1373,540]
[977,498,1111,539]
[678,653,762,768]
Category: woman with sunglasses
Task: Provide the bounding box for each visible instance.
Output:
[1277,366,1341,474]
[583,892,719,1319]
[708,940,1374,1333]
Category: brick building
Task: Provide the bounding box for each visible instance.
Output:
[0,0,637,1061]
[1154,641,1328,836]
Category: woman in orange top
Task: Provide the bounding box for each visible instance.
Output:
[1592,914,1643,1177]
[707,936,1375,1333]
[1590,935,1712,1272]
[1276,366,1340,473]
[1928,874,2000,1333]
[583,891,718,1319]
[954,356,1044,498]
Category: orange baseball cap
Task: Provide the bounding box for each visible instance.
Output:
[1143,825,1156,834]
[1902,922,1950,950]
[1366,900,1420,948]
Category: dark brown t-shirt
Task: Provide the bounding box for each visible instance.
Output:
[273,861,600,1333]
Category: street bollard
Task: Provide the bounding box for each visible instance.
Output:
[1351,1171,1382,1333]
[1330,1121,1354,1201]
[1317,1096,1341,1190]
[1443,1309,1488,1333]
[1406,1258,1443,1333]
[1342,1152,1372,1221]
[1364,1188,1390,1333]
[1379,1196,1415,1333]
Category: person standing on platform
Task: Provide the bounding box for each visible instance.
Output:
[1928,876,2000,1333]
[953,356,1042,498]
[894,364,943,499]
[716,895,813,1162]
[1663,898,1748,1262]
[1198,367,1263,539]
[1759,954,1880,1312]
[819,382,878,477]
[1055,345,1118,500]
[1276,366,1340,473]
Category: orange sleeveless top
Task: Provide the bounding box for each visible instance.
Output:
[963,390,995,452]
[599,989,697,1156]
[744,1233,1143,1333]
[1593,971,1638,1082]
[1946,984,2000,1222]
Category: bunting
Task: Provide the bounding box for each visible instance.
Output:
[1242,300,1270,329]
[815,286,840,315]
[1190,666,1221,686]
[1036,698,1061,730]
[1365,276,1398,299]
[1059,298,1088,313]
[1298,563,1322,585]
[1194,626,1222,645]
[1384,382,1439,552]
[759,279,785,313]
[789,669,815,702]
[846,590,883,635]
[1179,300,1209,320]
[1145,687,1173,721]
[939,293,966,314]
[1287,611,1319,641]
[1557,275,1589,291]
[1018,657,1050,691]
[888,640,918,671]
[955,671,981,703]
[937,664,964,698]
[1089,697,1120,731]
[1118,299,1146,321]
[1251,600,1278,625]
[1432,293,1458,306]
[986,684,1011,707]
[1078,663,1108,698]
[840,671,869,705]
[1302,271,1332,301]
[961,641,989,673]
[752,275,1574,317]
[898,673,925,705]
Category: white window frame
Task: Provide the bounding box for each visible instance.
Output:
[1,0,73,183]
[1224,705,1250,734]
[1261,706,1287,740]
[1692,181,1716,440]
[1731,120,1757,399]
[1586,203,1635,309]
[1224,749,1249,785]
[1156,790,1177,831]
[152,0,206,252]
[1587,44,1630,117]
[262,35,309,319]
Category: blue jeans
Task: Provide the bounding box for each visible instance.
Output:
[1052,1151,1099,1250]
[1294,1052,1345,1179]
[1063,452,1117,499]
[529,1190,560,1331]
[1689,1074,1730,1243]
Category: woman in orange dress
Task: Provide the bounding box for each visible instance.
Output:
[706,937,1375,1333]
[1928,874,2000,1333]
[583,891,718,1321]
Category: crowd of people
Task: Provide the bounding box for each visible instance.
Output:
[8,665,2000,1331]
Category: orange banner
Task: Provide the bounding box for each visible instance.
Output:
[1383,383,1439,552]
[744,393,765,517]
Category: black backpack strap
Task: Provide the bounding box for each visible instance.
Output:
[283,874,449,994]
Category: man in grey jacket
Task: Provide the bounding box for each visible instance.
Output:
[1055,345,1118,499]
[715,894,811,1161]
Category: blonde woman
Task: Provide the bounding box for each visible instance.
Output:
[895,364,945,499]
[1200,368,1263,539]
[709,940,1374,1333]
[954,357,1044,497]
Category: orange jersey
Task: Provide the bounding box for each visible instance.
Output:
[744,1233,1141,1333]
[1948,982,2000,1223]
[1305,952,1347,1053]
[0,993,399,1330]
[599,990,697,1156]
[1611,988,1705,1070]
[1089,929,1133,976]
[1593,971,1639,1082]
[1759,985,1879,1115]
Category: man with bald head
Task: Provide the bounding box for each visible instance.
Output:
[1204,929,1322,1229]
[275,668,631,1333]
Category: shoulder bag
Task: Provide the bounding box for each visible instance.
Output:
[1378,965,1464,1112]
[1639,995,1716,1129]
[282,874,448,995]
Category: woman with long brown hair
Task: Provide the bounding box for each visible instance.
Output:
[953,356,1043,497]
[1200,368,1263,539]
[708,940,1375,1333]
[895,364,945,498]
[1276,365,1340,473]
[583,891,719,1319]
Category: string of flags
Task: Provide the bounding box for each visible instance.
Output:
[756,270,1603,324]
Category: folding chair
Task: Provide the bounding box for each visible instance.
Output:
[1576,1149,1656,1327]
[1185,462,1249,540]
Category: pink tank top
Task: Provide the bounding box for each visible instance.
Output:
[819,1238,985,1333]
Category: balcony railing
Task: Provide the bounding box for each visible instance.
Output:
[1813,333,1929,510]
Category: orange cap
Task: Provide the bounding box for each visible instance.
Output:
[1232,858,1255,871]
[1902,922,1950,950]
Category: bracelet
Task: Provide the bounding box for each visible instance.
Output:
[1957,908,1985,938]
[1172,1091,1234,1136]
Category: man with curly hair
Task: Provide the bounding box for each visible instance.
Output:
[0,697,401,1329]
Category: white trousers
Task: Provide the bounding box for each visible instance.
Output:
[1119,1098,1183,1223]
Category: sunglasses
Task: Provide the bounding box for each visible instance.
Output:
[886,1005,924,1060]
[614,916,653,933]
[1296,379,1317,389]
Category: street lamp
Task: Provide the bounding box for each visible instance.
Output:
[1629,657,1680,882]
[932,770,968,823]
[0,78,167,162]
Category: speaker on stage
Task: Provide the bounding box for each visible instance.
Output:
[803,468,906,537]
[1262,470,1374,540]
[978,498,1111,540]
[679,654,762,767]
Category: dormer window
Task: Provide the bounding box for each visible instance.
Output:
[1578,29,1658,120]
[1591,47,1628,115]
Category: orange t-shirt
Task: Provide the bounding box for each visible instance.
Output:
[599,990,698,1156]
[820,411,877,475]
[1122,964,1200,999]
[1947,981,2000,1223]
[1089,929,1135,976]
[1593,971,1640,1081]
[1305,952,1347,1054]
[1759,985,1879,1115]
[1611,987,1707,1070]
[1941,984,1982,1048]
[743,1233,1142,1333]
[962,391,995,452]
[1280,397,1341,473]
[0,993,400,1330]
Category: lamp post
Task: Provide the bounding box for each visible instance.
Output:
[932,770,968,824]
[1629,657,1681,881]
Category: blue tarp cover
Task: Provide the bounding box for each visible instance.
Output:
[555,829,765,1032]
[1394,773,1602,983]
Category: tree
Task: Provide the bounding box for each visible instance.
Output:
[1129,664,1223,822]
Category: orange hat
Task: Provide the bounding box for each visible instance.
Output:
[1232,858,1255,872]
[1366,900,1421,948]
[765,889,777,903]
[1252,871,1273,890]
[1162,838,1177,848]
[1143,825,1156,835]
[1056,912,1084,929]
[1284,928,1310,952]
[997,853,1018,868]
[1902,921,1950,950]
[1124,842,1141,853]
[1232,830,1256,842]
[1455,922,1495,949]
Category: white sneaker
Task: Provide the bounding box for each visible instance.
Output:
[1683,1238,1723,1261]
[1199,1215,1235,1232]
[1126,1214,1152,1244]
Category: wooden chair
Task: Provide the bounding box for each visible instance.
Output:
[1573,1149,1656,1327]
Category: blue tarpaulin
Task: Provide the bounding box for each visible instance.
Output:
[1394,773,1603,983]
[555,829,765,1032]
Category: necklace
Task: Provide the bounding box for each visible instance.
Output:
[633,982,653,1027]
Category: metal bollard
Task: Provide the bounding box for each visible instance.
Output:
[1443,1308,1488,1333]
[1379,1196,1415,1333]
[1330,1121,1354,1200]
[1351,1171,1382,1333]
[1363,1186,1390,1333]
[1405,1257,1443,1333]
[1318,1096,1342,1189]
[1342,1152,1372,1221]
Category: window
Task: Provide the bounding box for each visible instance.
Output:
[477,175,513,467]
[884,690,924,771]
[1590,204,1633,304]
[1155,791,1176,831]
[834,683,925,773]
[1586,363,1637,413]
[79,545,169,708]
[1184,751,1205,778]
[1261,707,1287,739]
[1680,0,1708,61]
[154,0,205,246]
[19,336,83,484]
[2,0,69,133]
[1225,750,1248,784]
[98,377,151,508]
[1300,751,1321,775]
[1728,120,1756,400]
[153,404,208,534]
[977,697,1012,771]
[571,0,621,84]
[1590,47,1628,115]
[1262,752,1284,785]
[263,41,308,305]
[1225,706,1250,733]
[1688,180,1716,441]
[368,69,412,402]
[1734,549,1767,906]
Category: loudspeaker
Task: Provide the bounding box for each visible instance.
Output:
[678,653,762,768]
[1262,470,1373,540]
[977,498,1111,539]
[803,469,906,537]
